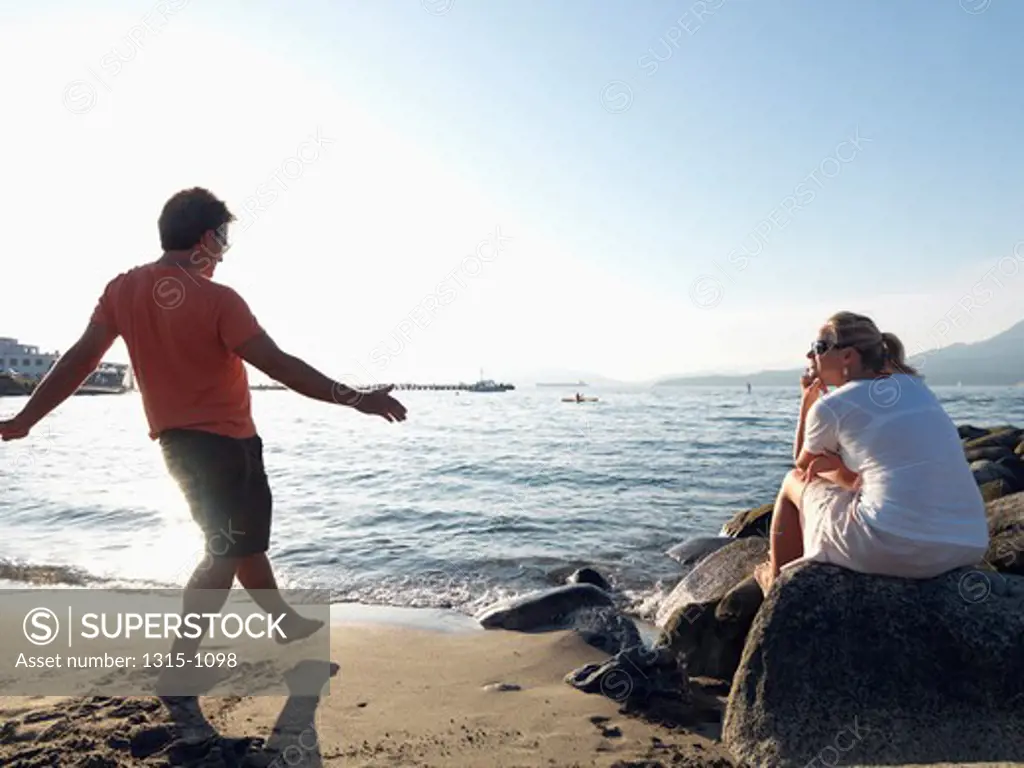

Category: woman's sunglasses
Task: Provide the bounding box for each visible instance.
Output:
[809,339,852,356]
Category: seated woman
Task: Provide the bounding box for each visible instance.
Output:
[754,311,989,592]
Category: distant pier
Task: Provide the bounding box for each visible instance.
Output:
[387,382,515,392]
[251,381,515,392]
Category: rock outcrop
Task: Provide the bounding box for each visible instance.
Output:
[719,503,772,539]
[565,644,695,727]
[656,538,767,680]
[984,491,1024,575]
[723,562,1024,767]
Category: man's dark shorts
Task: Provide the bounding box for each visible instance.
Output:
[159,428,272,558]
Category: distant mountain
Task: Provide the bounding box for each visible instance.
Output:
[657,319,1024,387]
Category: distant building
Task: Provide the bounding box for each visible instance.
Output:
[0,337,59,380]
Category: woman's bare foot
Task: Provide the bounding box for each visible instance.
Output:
[753,562,774,595]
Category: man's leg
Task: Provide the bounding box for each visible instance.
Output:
[236,553,324,643]
[169,553,238,658]
[158,430,243,683]
[233,438,323,643]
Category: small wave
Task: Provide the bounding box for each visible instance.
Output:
[0,559,99,586]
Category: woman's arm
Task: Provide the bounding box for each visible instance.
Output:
[793,401,811,463]
[816,465,860,491]
[799,449,860,491]
[794,372,827,463]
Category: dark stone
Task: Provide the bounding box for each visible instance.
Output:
[565,644,693,727]
[656,540,768,681]
[482,682,521,692]
[964,445,1014,463]
[992,455,1024,492]
[476,584,614,630]
[567,566,612,592]
[546,563,591,585]
[664,536,735,568]
[573,607,643,655]
[963,427,1023,451]
[106,732,131,750]
[129,724,175,759]
[972,459,1004,486]
[659,573,765,681]
[0,721,17,745]
[958,424,990,441]
[720,503,773,539]
[655,538,768,628]
[980,478,1013,503]
[723,563,1024,767]
[985,491,1024,575]
[715,575,764,625]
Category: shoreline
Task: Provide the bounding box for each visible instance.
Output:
[0,619,734,767]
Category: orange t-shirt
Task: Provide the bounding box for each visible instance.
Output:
[91,263,263,440]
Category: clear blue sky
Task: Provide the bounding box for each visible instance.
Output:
[2,0,1022,381]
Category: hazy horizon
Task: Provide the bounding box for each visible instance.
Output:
[3,1,1023,387]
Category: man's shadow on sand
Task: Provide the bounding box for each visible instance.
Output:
[160,659,339,767]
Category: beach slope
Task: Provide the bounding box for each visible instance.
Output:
[0,624,734,767]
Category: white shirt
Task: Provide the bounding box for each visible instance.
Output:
[803,374,989,548]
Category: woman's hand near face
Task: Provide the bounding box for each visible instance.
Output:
[800,370,827,409]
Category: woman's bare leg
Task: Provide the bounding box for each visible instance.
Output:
[756,469,807,592]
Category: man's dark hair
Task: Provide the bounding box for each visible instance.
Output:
[158,187,236,251]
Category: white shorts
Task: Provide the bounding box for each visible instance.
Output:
[786,480,988,579]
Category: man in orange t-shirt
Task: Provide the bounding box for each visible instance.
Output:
[0,187,407,675]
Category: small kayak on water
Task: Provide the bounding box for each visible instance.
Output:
[562,397,599,403]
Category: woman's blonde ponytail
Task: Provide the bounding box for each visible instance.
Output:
[881,332,918,375]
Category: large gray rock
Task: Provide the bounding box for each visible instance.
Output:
[476,584,614,631]
[664,535,735,568]
[963,426,1023,451]
[720,503,773,539]
[655,537,768,629]
[964,444,1014,463]
[660,573,764,681]
[723,563,1024,768]
[986,491,1024,575]
[656,538,768,680]
[970,456,1024,489]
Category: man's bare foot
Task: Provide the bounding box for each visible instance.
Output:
[753,562,775,595]
[275,615,325,645]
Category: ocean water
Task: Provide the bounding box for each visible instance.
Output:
[1,385,1021,618]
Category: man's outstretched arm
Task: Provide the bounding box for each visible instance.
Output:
[236,331,359,404]
[236,331,406,421]
[0,322,117,438]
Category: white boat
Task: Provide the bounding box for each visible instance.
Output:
[464,369,515,392]
[465,378,514,392]
[78,363,132,395]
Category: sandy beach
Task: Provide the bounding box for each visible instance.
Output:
[0,608,736,767]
